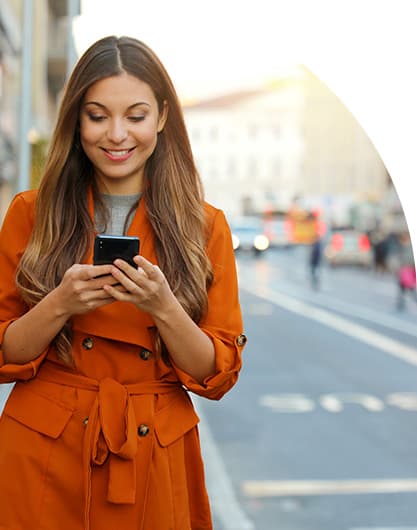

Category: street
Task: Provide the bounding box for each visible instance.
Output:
[197,246,417,530]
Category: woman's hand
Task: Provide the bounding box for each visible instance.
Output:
[104,255,216,382]
[103,256,177,318]
[53,263,122,318]
[2,264,124,365]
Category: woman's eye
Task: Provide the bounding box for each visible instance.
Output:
[128,116,145,122]
[88,114,106,122]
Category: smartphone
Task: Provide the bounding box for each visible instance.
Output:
[93,235,140,268]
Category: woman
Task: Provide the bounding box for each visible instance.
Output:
[0,36,246,530]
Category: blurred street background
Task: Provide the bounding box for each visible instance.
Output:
[197,245,417,530]
[1,1,417,530]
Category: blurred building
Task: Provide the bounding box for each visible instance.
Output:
[300,67,387,200]
[379,177,409,235]
[0,0,80,220]
[183,65,388,225]
[183,73,305,218]
[0,0,21,214]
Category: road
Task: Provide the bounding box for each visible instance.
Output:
[197,246,417,530]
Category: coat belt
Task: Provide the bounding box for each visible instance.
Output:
[37,363,182,530]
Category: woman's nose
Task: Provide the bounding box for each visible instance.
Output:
[107,119,128,143]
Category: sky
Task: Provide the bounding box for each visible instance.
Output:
[73,0,417,252]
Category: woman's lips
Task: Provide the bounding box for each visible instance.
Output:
[101,147,135,161]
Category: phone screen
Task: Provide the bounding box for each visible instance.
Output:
[93,235,140,267]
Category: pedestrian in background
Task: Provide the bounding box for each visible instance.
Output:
[396,232,416,310]
[369,226,390,273]
[0,36,246,530]
[309,234,323,289]
[307,210,324,290]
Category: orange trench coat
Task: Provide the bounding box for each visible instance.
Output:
[0,190,246,530]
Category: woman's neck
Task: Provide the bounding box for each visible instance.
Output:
[95,173,143,196]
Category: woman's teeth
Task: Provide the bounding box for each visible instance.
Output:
[107,149,130,157]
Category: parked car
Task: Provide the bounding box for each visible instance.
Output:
[230,216,270,255]
[264,218,292,248]
[324,229,372,267]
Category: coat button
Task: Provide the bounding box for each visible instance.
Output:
[82,337,94,350]
[139,348,152,361]
[137,424,150,437]
[83,417,89,426]
[236,334,247,347]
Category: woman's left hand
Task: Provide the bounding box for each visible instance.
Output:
[105,254,216,382]
[104,255,177,317]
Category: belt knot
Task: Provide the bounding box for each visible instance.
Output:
[86,378,138,507]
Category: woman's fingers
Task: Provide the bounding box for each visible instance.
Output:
[133,255,161,278]
[103,283,138,302]
[66,264,113,281]
[89,274,120,290]
[90,264,114,278]
[114,256,161,283]
[110,263,143,292]
[109,257,164,299]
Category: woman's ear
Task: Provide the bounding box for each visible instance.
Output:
[157,101,168,133]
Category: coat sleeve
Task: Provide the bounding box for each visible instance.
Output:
[0,193,48,384]
[171,208,247,400]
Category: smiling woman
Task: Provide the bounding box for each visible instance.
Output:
[0,35,246,530]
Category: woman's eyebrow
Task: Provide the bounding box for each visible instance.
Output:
[83,101,151,109]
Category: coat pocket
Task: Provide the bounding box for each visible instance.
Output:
[4,383,73,438]
[0,383,75,526]
[154,390,199,447]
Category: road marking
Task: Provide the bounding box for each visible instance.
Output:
[318,294,417,339]
[387,392,417,410]
[280,282,417,339]
[192,396,255,530]
[319,393,385,412]
[260,392,417,413]
[238,263,417,338]
[242,479,417,497]
[259,393,316,412]
[242,284,417,367]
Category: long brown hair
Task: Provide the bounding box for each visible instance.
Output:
[16,36,213,362]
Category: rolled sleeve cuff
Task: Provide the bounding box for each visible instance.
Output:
[171,330,246,400]
[0,320,48,384]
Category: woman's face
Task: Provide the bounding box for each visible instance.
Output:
[79,72,167,194]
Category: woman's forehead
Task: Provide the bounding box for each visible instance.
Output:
[83,73,157,107]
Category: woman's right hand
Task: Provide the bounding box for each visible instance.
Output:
[52,264,121,318]
[2,264,122,365]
